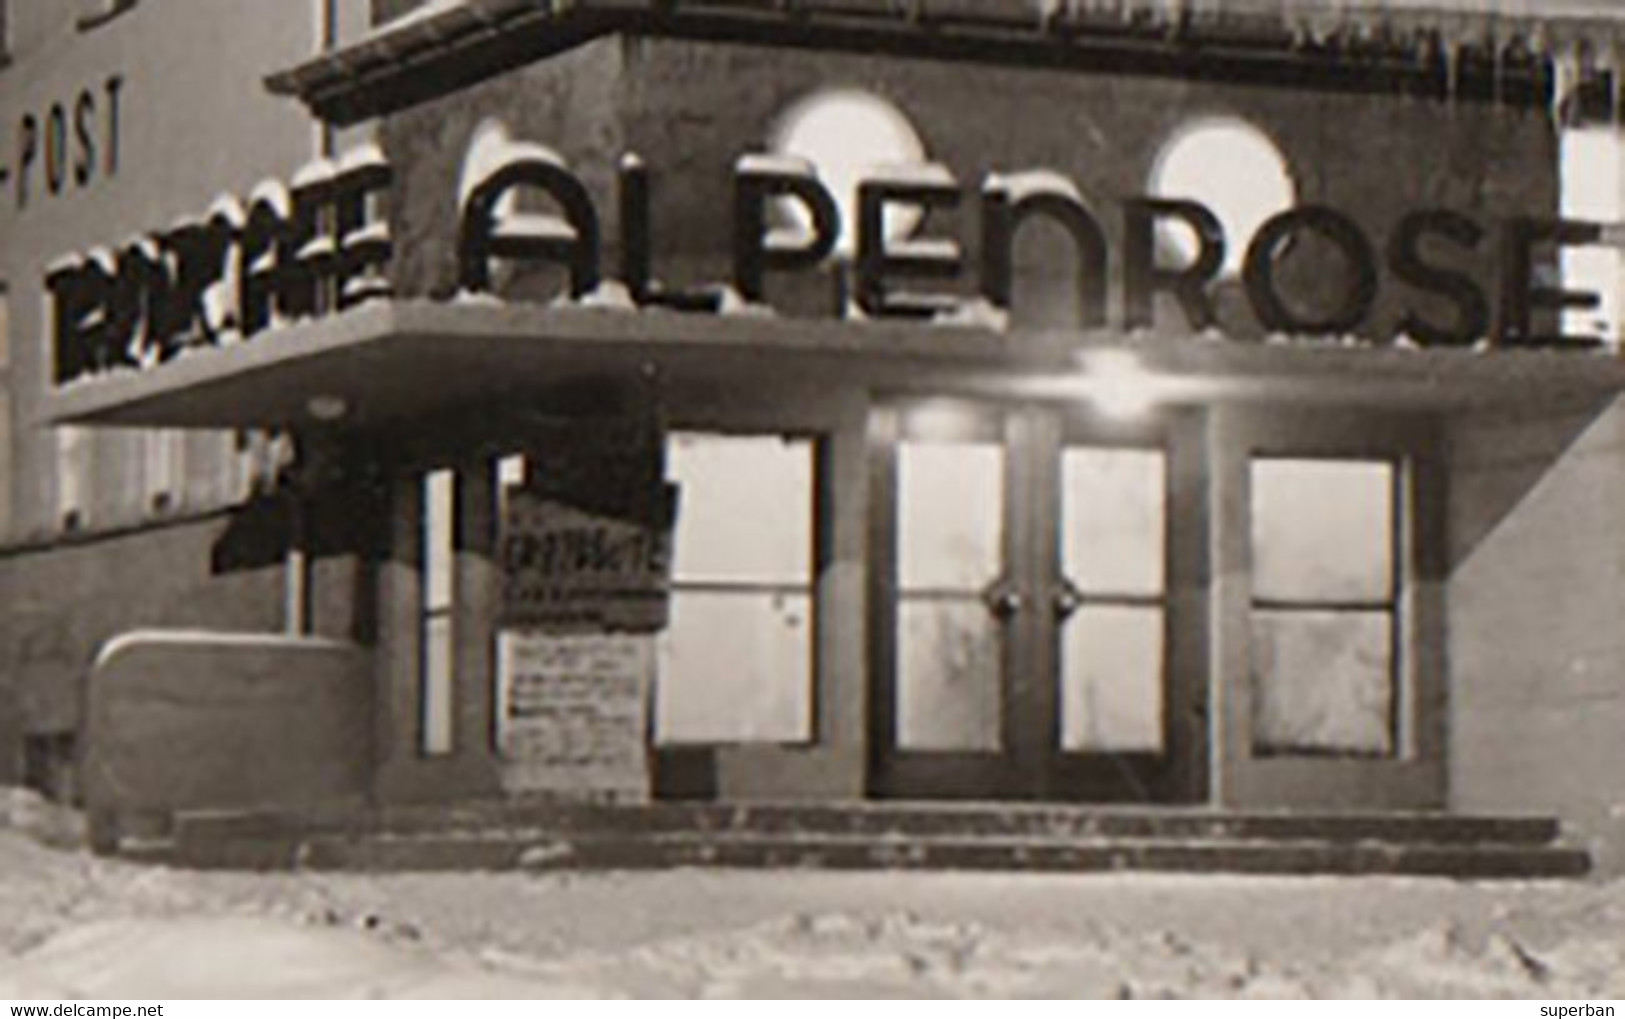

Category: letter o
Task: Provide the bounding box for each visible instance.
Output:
[1243,206,1379,335]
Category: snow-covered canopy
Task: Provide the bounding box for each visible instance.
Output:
[367,0,1625,48]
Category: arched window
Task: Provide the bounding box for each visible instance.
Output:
[1150,117,1295,277]
[769,88,927,257]
[1561,127,1622,345]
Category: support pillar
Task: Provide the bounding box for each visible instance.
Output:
[374,466,500,804]
[451,456,501,793]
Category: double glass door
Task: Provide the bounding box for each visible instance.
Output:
[870,401,1203,803]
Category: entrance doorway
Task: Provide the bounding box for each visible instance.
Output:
[868,400,1207,803]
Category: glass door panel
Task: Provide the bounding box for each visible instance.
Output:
[1056,447,1168,757]
[1060,606,1164,753]
[874,405,1197,804]
[895,440,1006,752]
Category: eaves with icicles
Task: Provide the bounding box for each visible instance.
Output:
[267,0,1625,126]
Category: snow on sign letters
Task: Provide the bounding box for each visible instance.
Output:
[45,130,1625,389]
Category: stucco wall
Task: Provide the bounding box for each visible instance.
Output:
[81,631,371,850]
[0,515,286,785]
[1447,397,1625,872]
[0,501,373,790]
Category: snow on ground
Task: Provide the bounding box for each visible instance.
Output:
[3,797,1625,998]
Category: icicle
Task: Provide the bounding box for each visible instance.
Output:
[1551,44,1581,128]
[1594,43,1623,128]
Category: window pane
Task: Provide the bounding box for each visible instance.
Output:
[655,590,812,744]
[899,440,1003,592]
[495,454,526,521]
[897,598,1002,751]
[421,614,455,756]
[497,453,526,488]
[1062,447,1165,596]
[1061,606,1165,753]
[1252,610,1393,756]
[142,430,184,511]
[1252,459,1394,604]
[668,433,812,584]
[423,469,456,611]
[658,433,817,746]
[56,427,90,528]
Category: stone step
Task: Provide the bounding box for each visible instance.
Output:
[173,799,1566,851]
[285,830,1593,880]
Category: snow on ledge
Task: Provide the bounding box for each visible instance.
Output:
[94,629,360,671]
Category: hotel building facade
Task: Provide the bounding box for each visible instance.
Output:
[5,0,1625,872]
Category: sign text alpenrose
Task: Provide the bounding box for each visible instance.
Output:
[45,140,1622,388]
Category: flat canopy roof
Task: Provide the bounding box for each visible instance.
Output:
[44,301,1625,432]
[268,0,1625,126]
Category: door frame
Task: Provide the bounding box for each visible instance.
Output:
[1035,406,1212,804]
[866,397,1211,803]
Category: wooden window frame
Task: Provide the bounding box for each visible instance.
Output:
[1247,454,1406,760]
[656,428,824,749]
[1215,404,1448,811]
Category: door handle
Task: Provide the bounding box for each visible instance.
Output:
[981,578,1024,620]
[1053,578,1085,621]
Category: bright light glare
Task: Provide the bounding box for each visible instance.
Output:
[902,399,987,443]
[1079,349,1158,419]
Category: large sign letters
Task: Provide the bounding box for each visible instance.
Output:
[47,135,1620,388]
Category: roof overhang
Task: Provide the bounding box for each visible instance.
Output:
[43,301,1625,432]
[266,0,1625,127]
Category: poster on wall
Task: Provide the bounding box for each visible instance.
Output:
[497,630,652,802]
[499,488,674,633]
[495,464,675,802]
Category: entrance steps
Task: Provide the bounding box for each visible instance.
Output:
[135,800,1594,879]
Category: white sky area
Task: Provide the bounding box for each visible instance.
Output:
[1562,127,1623,345]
